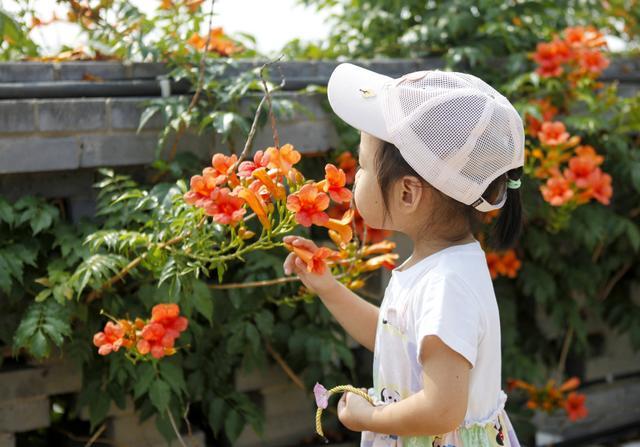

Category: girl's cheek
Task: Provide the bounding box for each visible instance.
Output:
[353,174,373,225]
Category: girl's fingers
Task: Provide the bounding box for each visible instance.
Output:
[283,235,318,251]
[284,252,307,276]
[294,238,318,251]
[337,392,347,411]
[295,257,307,272]
[283,252,295,275]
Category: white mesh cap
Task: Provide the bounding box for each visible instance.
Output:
[327,63,525,211]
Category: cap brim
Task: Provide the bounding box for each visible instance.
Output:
[327,63,393,143]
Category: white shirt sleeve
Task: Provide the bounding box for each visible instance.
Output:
[412,271,484,369]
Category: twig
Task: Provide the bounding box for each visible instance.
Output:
[167,409,189,447]
[163,0,216,165]
[84,423,107,447]
[183,403,193,438]
[591,241,604,263]
[54,426,120,447]
[229,94,267,171]
[264,341,339,418]
[209,275,300,289]
[259,54,285,150]
[86,218,207,304]
[265,341,305,390]
[86,233,186,303]
[228,54,287,173]
[598,261,632,300]
[186,0,216,112]
[554,326,574,383]
[208,271,349,290]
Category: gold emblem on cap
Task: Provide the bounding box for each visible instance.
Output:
[359,88,376,98]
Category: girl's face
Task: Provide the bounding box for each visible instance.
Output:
[353,132,388,230]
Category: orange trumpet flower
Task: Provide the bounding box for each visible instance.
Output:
[564,392,588,421]
[266,144,302,175]
[362,253,399,271]
[284,243,336,275]
[236,186,271,230]
[362,240,396,256]
[317,163,353,204]
[321,208,354,247]
[252,167,285,200]
[286,183,330,227]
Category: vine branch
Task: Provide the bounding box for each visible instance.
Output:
[86,218,206,304]
[598,261,632,300]
[186,0,216,112]
[554,325,574,383]
[167,409,189,447]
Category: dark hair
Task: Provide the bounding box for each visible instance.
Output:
[373,140,523,250]
[491,167,523,250]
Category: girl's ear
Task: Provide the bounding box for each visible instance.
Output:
[399,175,424,211]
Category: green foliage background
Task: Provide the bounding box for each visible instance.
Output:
[1,0,640,445]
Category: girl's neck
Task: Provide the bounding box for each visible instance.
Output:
[401,233,476,271]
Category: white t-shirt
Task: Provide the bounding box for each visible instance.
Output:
[361,239,511,446]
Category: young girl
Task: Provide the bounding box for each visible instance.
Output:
[283,63,524,446]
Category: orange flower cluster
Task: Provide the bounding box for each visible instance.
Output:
[524,96,613,208]
[532,26,609,83]
[540,145,613,207]
[507,376,588,422]
[486,249,521,280]
[185,144,398,281]
[93,304,188,361]
[184,145,303,230]
[282,162,354,247]
[284,239,398,279]
[187,27,243,57]
[184,145,359,246]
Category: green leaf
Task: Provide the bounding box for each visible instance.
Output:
[208,398,226,436]
[0,258,12,294]
[245,323,261,354]
[626,220,640,252]
[631,162,640,194]
[134,363,156,399]
[149,379,171,413]
[89,391,111,432]
[34,289,52,303]
[29,330,49,358]
[159,361,187,395]
[0,197,14,225]
[70,254,128,297]
[191,280,213,323]
[154,411,177,443]
[14,197,59,235]
[224,408,244,442]
[254,310,274,337]
[137,106,159,133]
[520,263,557,305]
[13,301,71,359]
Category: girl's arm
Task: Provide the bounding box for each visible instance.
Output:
[339,334,471,436]
[283,236,379,351]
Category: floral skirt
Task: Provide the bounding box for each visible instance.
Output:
[361,408,521,447]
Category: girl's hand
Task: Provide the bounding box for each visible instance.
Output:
[337,389,373,432]
[282,235,339,296]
